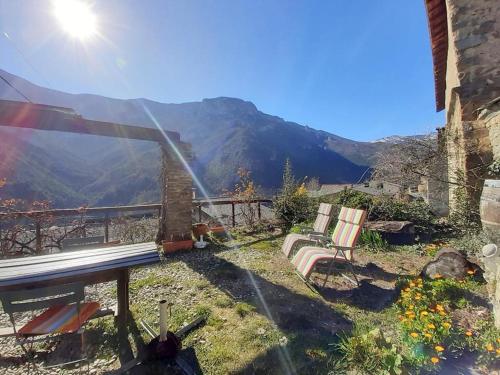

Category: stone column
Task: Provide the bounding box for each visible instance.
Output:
[156,144,193,244]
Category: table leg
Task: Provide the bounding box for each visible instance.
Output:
[117,269,130,324]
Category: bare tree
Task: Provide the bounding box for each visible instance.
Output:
[371,135,448,189]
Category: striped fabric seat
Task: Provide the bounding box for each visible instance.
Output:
[281,203,334,258]
[292,207,367,281]
[18,302,100,335]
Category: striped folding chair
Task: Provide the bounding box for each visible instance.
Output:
[0,282,100,369]
[281,203,334,258]
[291,207,367,287]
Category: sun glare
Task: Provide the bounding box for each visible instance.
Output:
[52,0,98,40]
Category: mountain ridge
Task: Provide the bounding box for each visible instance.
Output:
[0,69,396,207]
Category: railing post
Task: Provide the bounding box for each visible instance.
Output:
[104,213,110,243]
[258,201,261,221]
[35,220,42,253]
[198,205,202,222]
[231,202,236,227]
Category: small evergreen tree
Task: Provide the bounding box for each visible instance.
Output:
[273,159,311,230]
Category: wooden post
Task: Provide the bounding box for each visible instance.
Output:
[198,205,202,222]
[231,202,236,227]
[116,270,130,324]
[104,213,110,243]
[35,221,42,253]
[258,201,262,221]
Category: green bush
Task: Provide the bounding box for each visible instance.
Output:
[331,326,403,375]
[370,198,435,231]
[359,229,389,250]
[273,159,314,230]
[332,188,373,210]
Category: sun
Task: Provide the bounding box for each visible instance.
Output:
[52,0,98,40]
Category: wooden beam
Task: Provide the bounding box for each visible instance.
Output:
[0,99,180,143]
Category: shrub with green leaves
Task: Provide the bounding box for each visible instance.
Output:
[332,188,373,210]
[359,229,389,250]
[370,198,435,231]
[273,159,313,230]
[331,326,403,375]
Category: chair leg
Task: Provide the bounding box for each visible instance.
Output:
[322,259,336,288]
[341,262,359,287]
[18,340,40,375]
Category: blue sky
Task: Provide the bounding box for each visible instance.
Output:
[0,0,444,141]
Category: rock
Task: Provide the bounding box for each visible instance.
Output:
[422,248,479,280]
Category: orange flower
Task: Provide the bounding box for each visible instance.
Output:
[467,269,475,275]
[431,357,440,364]
[435,345,445,352]
[410,332,419,338]
[427,323,436,330]
[424,333,432,338]
[421,311,429,316]
[486,344,494,352]
[404,287,411,292]
[433,273,442,279]
[442,322,451,329]
[409,282,416,287]
[496,348,500,355]
[415,296,421,300]
[435,304,444,311]
[465,331,473,337]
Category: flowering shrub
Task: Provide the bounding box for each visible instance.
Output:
[397,275,500,370]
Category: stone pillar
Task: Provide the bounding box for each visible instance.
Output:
[156,144,193,244]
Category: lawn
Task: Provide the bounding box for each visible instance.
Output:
[0,229,495,374]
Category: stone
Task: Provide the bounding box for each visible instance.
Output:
[422,248,477,279]
[456,35,485,50]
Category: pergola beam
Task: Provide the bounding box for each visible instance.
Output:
[0,99,180,143]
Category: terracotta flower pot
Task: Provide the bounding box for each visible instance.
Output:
[210,226,227,237]
[192,223,209,238]
[162,239,193,254]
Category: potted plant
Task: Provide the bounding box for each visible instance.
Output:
[209,225,227,238]
[192,223,209,238]
[162,234,193,254]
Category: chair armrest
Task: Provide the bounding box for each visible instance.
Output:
[308,234,329,242]
[299,226,314,234]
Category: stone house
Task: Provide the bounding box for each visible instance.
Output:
[425,0,500,213]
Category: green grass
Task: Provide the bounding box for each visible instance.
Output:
[52,230,494,374]
[235,302,256,318]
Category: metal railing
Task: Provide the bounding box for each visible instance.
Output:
[0,198,273,257]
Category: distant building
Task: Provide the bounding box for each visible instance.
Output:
[309,180,402,199]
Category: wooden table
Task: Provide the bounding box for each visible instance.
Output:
[0,242,160,323]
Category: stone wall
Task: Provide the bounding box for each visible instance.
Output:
[478,98,500,161]
[156,143,193,243]
[445,0,500,114]
[443,0,500,211]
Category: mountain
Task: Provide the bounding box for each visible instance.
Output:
[0,69,390,207]
[373,134,437,144]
